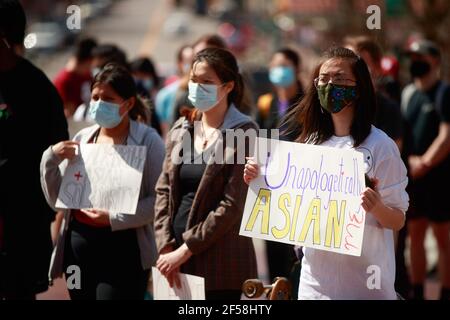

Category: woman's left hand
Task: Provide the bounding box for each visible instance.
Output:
[75,209,111,227]
[156,243,192,277]
[361,184,383,215]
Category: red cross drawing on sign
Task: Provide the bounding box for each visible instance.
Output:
[74,171,83,181]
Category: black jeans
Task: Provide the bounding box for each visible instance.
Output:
[64,218,149,300]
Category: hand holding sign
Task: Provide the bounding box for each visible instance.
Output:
[73,209,110,227]
[244,157,259,185]
[361,185,382,214]
[51,140,79,161]
[156,243,193,279]
[56,144,147,214]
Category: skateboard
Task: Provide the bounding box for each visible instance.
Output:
[242,277,291,300]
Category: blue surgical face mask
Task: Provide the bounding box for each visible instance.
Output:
[188,81,223,112]
[269,66,296,88]
[89,99,126,128]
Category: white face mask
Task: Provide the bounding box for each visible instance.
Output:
[188,81,224,112]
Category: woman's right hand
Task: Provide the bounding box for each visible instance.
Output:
[244,157,260,185]
[51,141,79,161]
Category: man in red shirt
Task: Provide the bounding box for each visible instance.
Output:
[54,38,97,118]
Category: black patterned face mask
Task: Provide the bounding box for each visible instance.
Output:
[317,83,358,113]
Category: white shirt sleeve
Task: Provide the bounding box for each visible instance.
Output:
[373,140,409,213]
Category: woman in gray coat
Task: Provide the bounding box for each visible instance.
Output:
[40,64,165,300]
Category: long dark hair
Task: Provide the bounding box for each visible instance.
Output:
[193,47,245,108]
[290,46,376,147]
[92,63,150,123]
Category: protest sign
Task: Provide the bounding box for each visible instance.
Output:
[240,138,366,256]
[56,144,146,214]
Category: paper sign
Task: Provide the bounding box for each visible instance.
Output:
[56,144,147,214]
[239,138,366,256]
[152,267,205,300]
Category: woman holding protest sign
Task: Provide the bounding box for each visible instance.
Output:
[244,47,409,300]
[154,48,257,300]
[40,64,165,300]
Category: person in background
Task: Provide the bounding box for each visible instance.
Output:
[344,36,403,148]
[0,0,68,299]
[130,57,162,135]
[130,57,161,99]
[379,55,402,104]
[257,48,304,137]
[54,38,97,118]
[402,39,450,300]
[164,44,193,87]
[40,64,164,300]
[154,48,257,300]
[155,44,193,138]
[245,47,409,300]
[91,44,128,78]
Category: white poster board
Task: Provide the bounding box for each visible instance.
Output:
[56,144,146,214]
[239,138,366,256]
[152,267,205,300]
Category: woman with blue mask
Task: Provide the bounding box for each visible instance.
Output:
[245,47,409,300]
[154,48,257,300]
[256,48,304,137]
[40,63,165,300]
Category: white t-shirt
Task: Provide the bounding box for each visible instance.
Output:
[298,126,409,300]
